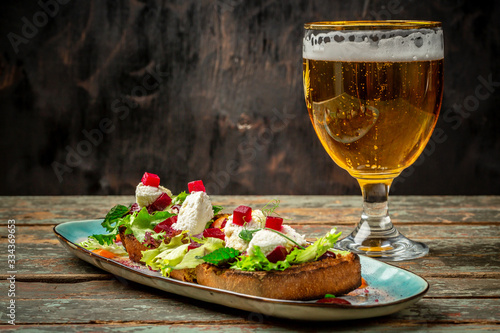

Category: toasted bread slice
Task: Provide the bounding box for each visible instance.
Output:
[118,226,196,282]
[119,226,150,263]
[170,268,197,283]
[195,253,361,300]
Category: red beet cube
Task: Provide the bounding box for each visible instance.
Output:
[148,193,172,213]
[129,203,141,213]
[266,245,288,263]
[188,180,206,193]
[318,251,336,260]
[142,172,160,187]
[188,241,202,250]
[203,228,225,240]
[153,216,178,234]
[265,216,283,231]
[232,205,252,226]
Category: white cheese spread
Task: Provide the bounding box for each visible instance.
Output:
[173,192,214,235]
[224,209,266,252]
[247,225,308,256]
[135,183,172,208]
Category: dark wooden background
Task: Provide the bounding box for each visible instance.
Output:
[1,0,499,196]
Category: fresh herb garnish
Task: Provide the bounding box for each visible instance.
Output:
[102,205,129,232]
[237,227,306,250]
[238,229,261,242]
[212,205,224,215]
[90,204,130,245]
[172,191,189,206]
[231,246,290,271]
[266,228,306,249]
[200,247,241,266]
[261,199,281,217]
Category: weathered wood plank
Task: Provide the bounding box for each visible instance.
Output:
[2,196,499,225]
[1,324,500,333]
[425,278,500,297]
[2,224,499,245]
[2,276,498,301]
[1,297,498,325]
[1,225,499,278]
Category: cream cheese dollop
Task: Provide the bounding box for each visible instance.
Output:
[224,209,266,252]
[247,225,308,256]
[173,191,214,235]
[135,183,172,208]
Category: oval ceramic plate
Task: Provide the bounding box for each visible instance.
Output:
[54,219,429,321]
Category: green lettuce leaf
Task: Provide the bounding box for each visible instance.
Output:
[90,213,131,246]
[212,205,224,215]
[89,204,131,245]
[231,228,343,272]
[79,237,128,256]
[175,237,225,270]
[89,232,119,246]
[142,234,225,276]
[286,228,342,264]
[141,232,188,271]
[125,208,175,243]
[102,204,130,232]
[231,246,290,271]
[172,191,189,206]
[200,247,241,266]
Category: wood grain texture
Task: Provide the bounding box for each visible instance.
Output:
[0,0,499,196]
[0,195,499,330]
[2,195,500,225]
[1,324,500,333]
[0,297,498,325]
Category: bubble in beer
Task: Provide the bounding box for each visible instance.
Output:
[312,93,379,144]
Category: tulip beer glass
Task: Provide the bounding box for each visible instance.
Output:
[303,21,444,260]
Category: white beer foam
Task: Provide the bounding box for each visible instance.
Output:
[303,29,443,62]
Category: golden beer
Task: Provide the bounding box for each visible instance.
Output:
[303,58,443,180]
[303,21,444,260]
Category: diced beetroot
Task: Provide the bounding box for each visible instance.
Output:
[153,216,178,234]
[265,216,283,231]
[220,218,227,229]
[188,241,202,250]
[266,245,288,263]
[141,172,160,187]
[203,228,225,240]
[233,205,252,226]
[147,193,172,213]
[318,251,336,260]
[129,203,140,213]
[170,204,182,214]
[188,180,206,193]
[316,298,351,305]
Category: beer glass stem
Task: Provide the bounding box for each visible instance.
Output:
[350,179,399,247]
[336,177,429,260]
[359,181,396,240]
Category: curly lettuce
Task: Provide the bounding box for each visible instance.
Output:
[230,228,342,271]
[231,246,291,271]
[142,233,224,276]
[124,208,174,243]
[286,228,342,264]
[79,237,128,256]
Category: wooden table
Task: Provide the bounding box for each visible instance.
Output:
[1,195,499,331]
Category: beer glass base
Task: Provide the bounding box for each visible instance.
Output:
[336,233,429,261]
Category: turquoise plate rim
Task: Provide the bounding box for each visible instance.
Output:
[54,219,429,312]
